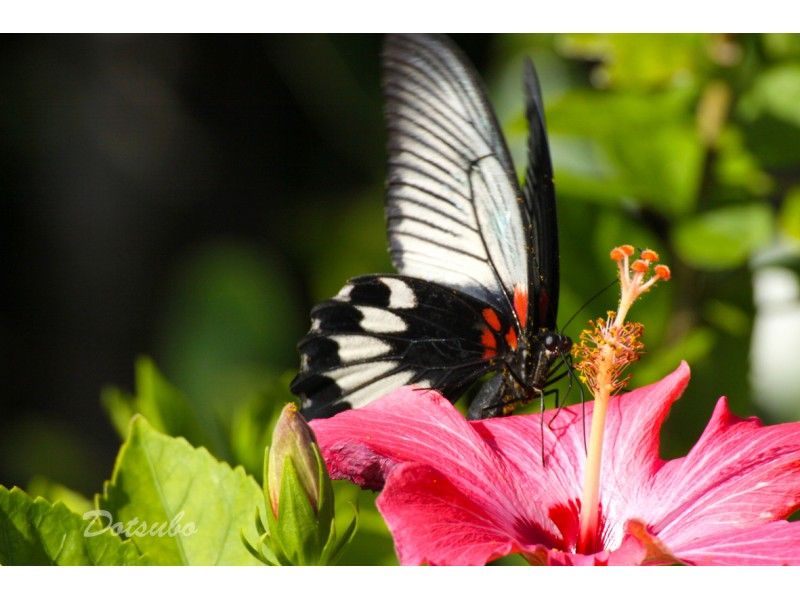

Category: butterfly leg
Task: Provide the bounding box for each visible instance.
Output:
[466,375,507,420]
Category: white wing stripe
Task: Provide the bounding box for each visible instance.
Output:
[344,371,416,408]
[331,362,399,393]
[330,335,393,362]
[357,306,407,333]
[380,277,418,309]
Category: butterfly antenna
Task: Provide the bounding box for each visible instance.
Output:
[559,277,617,336]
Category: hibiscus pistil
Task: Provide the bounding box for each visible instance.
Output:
[573,245,670,554]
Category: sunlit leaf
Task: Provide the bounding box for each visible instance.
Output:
[547,89,703,215]
[0,486,145,565]
[740,64,800,128]
[26,476,93,515]
[557,34,710,90]
[99,416,264,565]
[102,357,208,449]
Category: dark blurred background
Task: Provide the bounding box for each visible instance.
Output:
[2,34,800,501]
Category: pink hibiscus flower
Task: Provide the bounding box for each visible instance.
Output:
[310,363,800,565]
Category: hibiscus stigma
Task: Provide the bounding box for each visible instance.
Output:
[573,245,670,554]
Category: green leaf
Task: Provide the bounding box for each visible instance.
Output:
[26,476,93,515]
[762,34,800,60]
[780,188,800,240]
[740,65,800,129]
[557,34,710,90]
[714,127,773,197]
[634,328,717,386]
[321,505,358,565]
[330,481,397,565]
[672,204,775,269]
[228,374,292,479]
[102,357,209,450]
[547,90,703,215]
[99,416,264,565]
[0,486,144,565]
[157,241,303,414]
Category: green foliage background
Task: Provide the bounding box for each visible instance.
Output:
[2,34,800,564]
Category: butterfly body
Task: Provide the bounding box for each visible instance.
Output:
[291,34,571,421]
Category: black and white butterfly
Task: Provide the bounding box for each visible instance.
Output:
[291,33,572,421]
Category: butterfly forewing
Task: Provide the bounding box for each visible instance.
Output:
[383,33,528,318]
[521,59,559,332]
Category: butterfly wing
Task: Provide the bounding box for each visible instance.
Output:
[521,58,559,332]
[383,34,529,325]
[291,275,507,419]
[291,34,558,420]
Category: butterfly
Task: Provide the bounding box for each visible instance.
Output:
[291,33,572,421]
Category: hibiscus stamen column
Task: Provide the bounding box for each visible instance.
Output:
[573,246,670,554]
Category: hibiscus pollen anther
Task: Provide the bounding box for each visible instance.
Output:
[640,249,659,262]
[654,264,671,281]
[609,247,627,261]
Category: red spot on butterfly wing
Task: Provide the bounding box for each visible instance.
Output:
[505,327,518,350]
[481,308,502,331]
[481,326,497,359]
[513,285,528,328]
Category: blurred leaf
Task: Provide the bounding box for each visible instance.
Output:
[99,416,263,565]
[635,327,717,386]
[672,204,774,269]
[704,299,751,336]
[101,356,209,450]
[738,65,800,169]
[157,240,302,436]
[740,64,800,128]
[331,481,397,565]
[0,486,144,565]
[229,372,295,480]
[780,188,800,240]
[0,419,100,495]
[557,34,710,90]
[713,127,773,197]
[27,476,92,515]
[295,191,392,301]
[548,90,703,215]
[762,34,800,60]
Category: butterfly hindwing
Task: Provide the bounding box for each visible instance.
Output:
[292,275,509,419]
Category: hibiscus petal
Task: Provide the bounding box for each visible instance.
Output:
[475,362,691,549]
[310,387,553,538]
[377,462,544,565]
[673,520,800,565]
[645,396,800,551]
[595,362,691,547]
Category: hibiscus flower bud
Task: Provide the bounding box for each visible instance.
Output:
[267,404,320,516]
[249,403,356,566]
